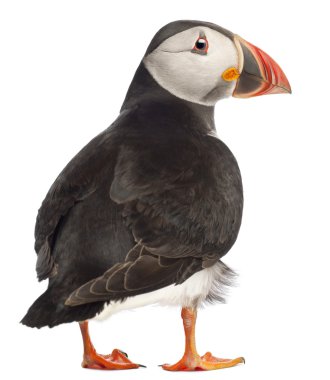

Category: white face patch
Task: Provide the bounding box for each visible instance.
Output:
[143,27,239,106]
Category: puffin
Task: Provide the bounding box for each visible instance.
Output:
[21,20,291,371]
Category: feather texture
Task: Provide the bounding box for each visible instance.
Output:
[22,62,243,328]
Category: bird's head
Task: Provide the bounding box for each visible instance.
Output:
[143,20,291,106]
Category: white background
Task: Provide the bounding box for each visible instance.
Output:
[1,0,329,379]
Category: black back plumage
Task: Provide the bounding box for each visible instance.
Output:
[21,31,243,328]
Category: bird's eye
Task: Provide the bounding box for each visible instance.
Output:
[192,37,208,54]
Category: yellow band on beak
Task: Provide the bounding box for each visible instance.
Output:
[222,67,240,82]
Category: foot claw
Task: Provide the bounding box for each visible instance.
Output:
[118,350,128,358]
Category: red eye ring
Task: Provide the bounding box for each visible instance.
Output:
[192,37,209,54]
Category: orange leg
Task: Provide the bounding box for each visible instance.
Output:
[162,307,245,371]
[79,321,142,370]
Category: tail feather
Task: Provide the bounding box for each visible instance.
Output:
[21,289,57,328]
[21,288,106,328]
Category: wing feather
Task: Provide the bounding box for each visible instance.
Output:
[66,135,242,306]
[34,129,116,281]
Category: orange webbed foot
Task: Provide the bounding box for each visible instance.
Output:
[82,348,142,370]
[161,308,244,371]
[79,321,143,370]
[162,352,244,371]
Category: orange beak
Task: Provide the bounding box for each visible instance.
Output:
[233,35,291,98]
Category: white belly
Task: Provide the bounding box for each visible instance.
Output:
[94,261,233,321]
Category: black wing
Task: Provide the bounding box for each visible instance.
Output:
[66,134,242,306]
[34,127,118,281]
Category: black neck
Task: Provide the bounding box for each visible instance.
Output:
[121,63,216,133]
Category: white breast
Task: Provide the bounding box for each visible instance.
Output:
[94,261,234,321]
